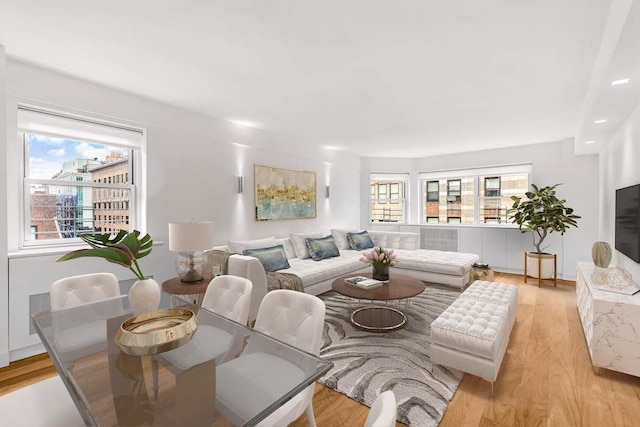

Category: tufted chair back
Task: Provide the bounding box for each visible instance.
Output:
[253,289,325,355]
[50,273,120,310]
[201,275,253,325]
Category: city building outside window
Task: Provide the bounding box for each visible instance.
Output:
[369,173,409,223]
[420,165,530,225]
[18,106,145,248]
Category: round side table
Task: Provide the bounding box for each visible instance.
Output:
[162,277,211,306]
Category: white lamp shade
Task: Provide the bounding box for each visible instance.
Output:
[168,222,214,252]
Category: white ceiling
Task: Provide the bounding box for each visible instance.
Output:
[0,0,623,158]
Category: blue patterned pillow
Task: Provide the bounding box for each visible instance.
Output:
[305,236,340,261]
[347,231,374,250]
[243,245,290,272]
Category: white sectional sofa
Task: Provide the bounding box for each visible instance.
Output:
[225,230,480,299]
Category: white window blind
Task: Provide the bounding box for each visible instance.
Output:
[18,107,143,149]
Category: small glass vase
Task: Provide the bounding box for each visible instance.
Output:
[372,265,390,281]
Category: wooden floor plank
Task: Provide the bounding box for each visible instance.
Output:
[3,273,640,426]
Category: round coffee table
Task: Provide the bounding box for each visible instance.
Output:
[332,273,426,332]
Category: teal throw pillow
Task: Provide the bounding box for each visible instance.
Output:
[243,245,290,272]
[347,231,374,250]
[305,236,340,261]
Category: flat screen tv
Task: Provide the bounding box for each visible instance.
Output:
[615,184,640,263]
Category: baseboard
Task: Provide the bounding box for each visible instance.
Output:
[10,343,44,363]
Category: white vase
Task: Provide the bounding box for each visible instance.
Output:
[128,278,161,315]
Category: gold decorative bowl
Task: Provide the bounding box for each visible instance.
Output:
[114,308,199,356]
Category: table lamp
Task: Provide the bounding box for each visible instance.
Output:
[168,221,214,283]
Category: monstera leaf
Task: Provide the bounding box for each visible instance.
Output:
[57,230,152,280]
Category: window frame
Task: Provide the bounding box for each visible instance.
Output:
[17,106,146,249]
[419,164,531,226]
[369,173,409,224]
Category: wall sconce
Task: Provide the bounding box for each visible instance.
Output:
[237,176,244,193]
[325,185,330,198]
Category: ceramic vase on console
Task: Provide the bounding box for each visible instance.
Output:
[372,265,390,281]
[129,278,161,315]
[591,241,612,268]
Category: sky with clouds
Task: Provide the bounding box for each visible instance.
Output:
[28,134,127,179]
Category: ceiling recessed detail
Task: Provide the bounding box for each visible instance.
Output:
[229,120,260,128]
[0,1,617,158]
[585,140,596,144]
[611,78,630,85]
[574,0,640,156]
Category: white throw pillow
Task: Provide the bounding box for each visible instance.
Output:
[275,237,297,259]
[330,228,359,250]
[289,231,325,259]
[226,237,277,254]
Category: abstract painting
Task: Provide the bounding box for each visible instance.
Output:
[254,164,316,221]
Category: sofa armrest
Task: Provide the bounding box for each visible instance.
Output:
[228,254,268,324]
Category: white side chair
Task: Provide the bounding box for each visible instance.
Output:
[215,289,326,427]
[364,390,397,427]
[50,272,120,310]
[161,275,253,370]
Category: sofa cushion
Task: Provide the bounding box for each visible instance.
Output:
[391,249,478,276]
[330,228,358,250]
[367,231,419,250]
[305,236,340,261]
[227,237,277,254]
[275,237,297,259]
[290,231,325,259]
[347,231,374,250]
[286,251,365,287]
[243,245,290,272]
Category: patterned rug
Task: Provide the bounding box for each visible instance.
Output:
[318,285,463,427]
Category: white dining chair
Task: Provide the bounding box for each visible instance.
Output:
[364,390,397,427]
[215,289,326,427]
[50,272,120,310]
[160,275,253,370]
[49,273,123,363]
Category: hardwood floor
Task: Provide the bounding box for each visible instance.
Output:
[2,273,640,426]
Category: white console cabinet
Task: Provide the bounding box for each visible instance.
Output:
[576,262,640,377]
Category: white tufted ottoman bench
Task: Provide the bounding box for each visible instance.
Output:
[430,281,518,395]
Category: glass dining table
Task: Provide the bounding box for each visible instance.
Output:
[31,290,332,426]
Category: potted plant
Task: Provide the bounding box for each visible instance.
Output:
[57,230,159,314]
[508,184,580,285]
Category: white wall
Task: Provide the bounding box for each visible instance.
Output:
[1,58,360,363]
[600,100,640,282]
[360,140,599,279]
[0,46,9,366]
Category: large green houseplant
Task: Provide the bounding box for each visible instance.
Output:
[508,183,580,253]
[57,230,159,314]
[508,183,580,284]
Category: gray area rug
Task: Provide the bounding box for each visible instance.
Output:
[318,285,463,427]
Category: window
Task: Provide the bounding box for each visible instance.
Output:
[426,181,439,202]
[378,184,388,201]
[369,173,409,223]
[389,183,400,204]
[420,164,531,225]
[484,177,500,197]
[18,106,144,247]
